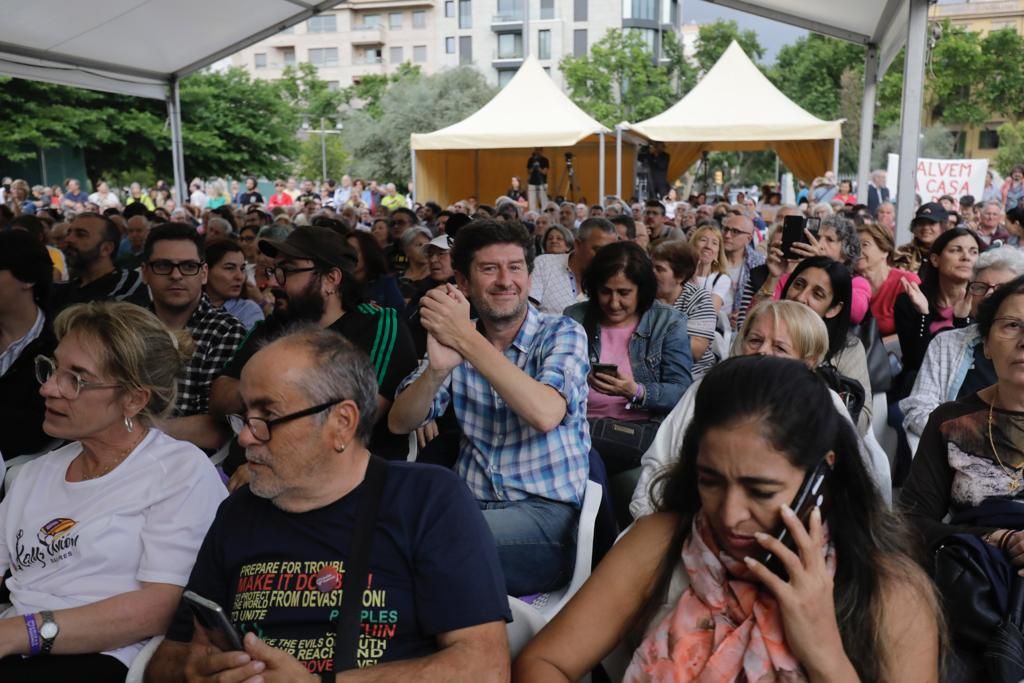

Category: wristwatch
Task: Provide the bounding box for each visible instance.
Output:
[39,610,59,655]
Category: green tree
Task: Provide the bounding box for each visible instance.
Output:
[980,28,1024,121]
[340,62,422,119]
[925,21,987,126]
[771,34,864,122]
[693,20,765,74]
[994,121,1024,175]
[661,30,697,97]
[560,28,673,127]
[870,122,956,169]
[342,66,496,186]
[280,62,346,123]
[295,133,350,181]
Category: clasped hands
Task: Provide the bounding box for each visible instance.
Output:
[420,284,474,374]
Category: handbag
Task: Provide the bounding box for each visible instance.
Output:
[984,574,1024,682]
[815,364,865,427]
[588,417,660,476]
[850,311,892,395]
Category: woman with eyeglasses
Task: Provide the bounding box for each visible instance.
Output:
[0,302,225,681]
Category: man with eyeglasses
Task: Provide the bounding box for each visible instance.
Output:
[50,212,149,314]
[146,327,511,683]
[721,212,766,328]
[141,223,247,450]
[385,207,421,276]
[0,230,56,460]
[901,247,1024,446]
[209,226,417,463]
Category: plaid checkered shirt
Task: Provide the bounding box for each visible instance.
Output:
[174,295,247,416]
[398,304,591,506]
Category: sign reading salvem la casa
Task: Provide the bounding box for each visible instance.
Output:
[887,153,989,203]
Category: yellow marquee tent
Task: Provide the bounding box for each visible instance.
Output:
[626,41,844,184]
[411,56,637,207]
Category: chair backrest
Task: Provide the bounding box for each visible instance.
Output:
[507,597,548,659]
[543,479,602,618]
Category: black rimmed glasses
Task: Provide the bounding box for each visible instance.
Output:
[968,281,1000,297]
[227,398,343,443]
[34,355,121,399]
[147,259,204,276]
[269,265,318,284]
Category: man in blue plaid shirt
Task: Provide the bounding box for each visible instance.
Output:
[391,220,591,596]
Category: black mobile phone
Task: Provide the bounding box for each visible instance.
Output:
[592,363,619,376]
[781,215,806,259]
[804,217,821,236]
[183,590,245,652]
[757,458,833,580]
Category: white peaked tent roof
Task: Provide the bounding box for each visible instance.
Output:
[411,55,610,151]
[628,41,843,143]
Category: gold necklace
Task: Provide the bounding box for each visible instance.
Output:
[78,428,148,481]
[987,388,1024,492]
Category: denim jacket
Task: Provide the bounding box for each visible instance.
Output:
[564,301,693,413]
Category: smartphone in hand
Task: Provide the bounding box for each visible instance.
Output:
[183,590,245,652]
[781,216,806,260]
[756,458,833,580]
[591,363,619,377]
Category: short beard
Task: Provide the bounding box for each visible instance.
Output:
[476,293,527,326]
[286,275,326,323]
[65,243,103,271]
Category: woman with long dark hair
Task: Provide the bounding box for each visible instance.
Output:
[346,230,404,311]
[514,355,941,683]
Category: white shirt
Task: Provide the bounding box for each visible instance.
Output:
[0,429,226,667]
[189,189,209,208]
[529,253,584,315]
[0,307,44,377]
[87,192,121,210]
[695,272,733,313]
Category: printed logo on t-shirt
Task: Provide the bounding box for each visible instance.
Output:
[13,517,80,571]
[230,559,397,674]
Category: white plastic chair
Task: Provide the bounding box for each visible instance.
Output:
[528,480,602,621]
[125,635,164,683]
[506,596,547,660]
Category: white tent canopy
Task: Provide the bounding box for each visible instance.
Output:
[0,0,346,200]
[411,56,636,206]
[627,41,843,183]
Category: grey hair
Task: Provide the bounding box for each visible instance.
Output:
[821,214,860,266]
[975,245,1024,278]
[257,224,292,241]
[271,325,379,443]
[576,216,616,242]
[400,226,432,251]
[983,199,1005,212]
[207,216,234,236]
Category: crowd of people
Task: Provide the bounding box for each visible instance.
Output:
[0,165,1023,681]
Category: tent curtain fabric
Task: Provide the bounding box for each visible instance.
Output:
[774,140,835,184]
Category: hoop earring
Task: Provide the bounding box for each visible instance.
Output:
[124,415,134,433]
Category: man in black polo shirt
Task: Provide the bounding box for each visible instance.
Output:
[50,212,149,313]
[210,226,416,464]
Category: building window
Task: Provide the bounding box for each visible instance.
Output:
[413,45,428,62]
[354,47,382,65]
[389,46,404,63]
[573,29,587,56]
[951,130,966,156]
[628,27,656,53]
[574,0,587,21]
[281,47,296,66]
[498,32,523,59]
[309,47,339,67]
[307,14,337,33]
[413,10,427,28]
[538,30,551,59]
[498,69,516,87]
[445,36,456,53]
[497,0,524,21]
[624,0,656,20]
[979,129,1000,150]
[445,1,455,18]
[459,35,472,64]
[459,0,472,28]
[360,13,381,27]
[540,0,555,19]
[544,66,551,75]
[389,12,402,29]
[254,52,267,69]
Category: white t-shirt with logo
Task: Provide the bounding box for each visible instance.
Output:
[0,429,226,667]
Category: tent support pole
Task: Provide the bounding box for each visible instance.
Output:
[832,137,840,177]
[168,77,186,207]
[857,45,879,205]
[598,132,606,206]
[410,148,417,206]
[896,0,929,247]
[615,125,623,199]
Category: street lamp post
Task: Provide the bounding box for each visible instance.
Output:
[303,116,344,184]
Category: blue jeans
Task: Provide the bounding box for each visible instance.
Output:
[479,497,578,595]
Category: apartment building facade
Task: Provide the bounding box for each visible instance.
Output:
[230,0,682,90]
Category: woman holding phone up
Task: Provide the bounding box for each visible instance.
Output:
[514,355,942,683]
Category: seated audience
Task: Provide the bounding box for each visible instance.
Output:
[855,220,920,339]
[515,355,939,682]
[530,217,619,315]
[690,225,732,314]
[346,230,404,311]
[390,220,591,595]
[145,328,510,682]
[0,230,55,459]
[542,225,572,255]
[203,238,265,330]
[0,302,225,681]
[893,203,946,274]
[651,239,718,380]
[900,247,1024,442]
[564,241,692,474]
[397,226,433,300]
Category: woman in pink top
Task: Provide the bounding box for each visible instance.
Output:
[855,221,920,339]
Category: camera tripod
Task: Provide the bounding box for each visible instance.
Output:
[560,154,579,203]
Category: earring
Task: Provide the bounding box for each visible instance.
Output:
[339,442,347,453]
[124,415,134,433]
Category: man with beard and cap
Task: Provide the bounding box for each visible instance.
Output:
[209,226,417,466]
[50,212,149,313]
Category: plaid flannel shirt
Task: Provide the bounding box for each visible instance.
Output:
[397,304,591,506]
[175,295,247,416]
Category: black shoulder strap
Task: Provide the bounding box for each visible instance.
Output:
[326,455,388,679]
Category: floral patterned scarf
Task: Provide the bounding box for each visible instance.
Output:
[623,513,835,683]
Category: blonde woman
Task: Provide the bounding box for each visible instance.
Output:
[690,225,732,314]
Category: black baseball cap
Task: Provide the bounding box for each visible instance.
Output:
[259,226,358,271]
[913,202,948,226]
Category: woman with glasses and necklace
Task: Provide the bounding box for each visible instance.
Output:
[0,302,225,681]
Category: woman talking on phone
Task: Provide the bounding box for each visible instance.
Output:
[514,355,942,683]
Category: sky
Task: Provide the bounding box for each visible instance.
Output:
[682,1,808,63]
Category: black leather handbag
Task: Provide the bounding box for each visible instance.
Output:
[985,575,1024,682]
[851,311,892,395]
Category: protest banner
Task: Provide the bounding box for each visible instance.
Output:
[886,154,988,203]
